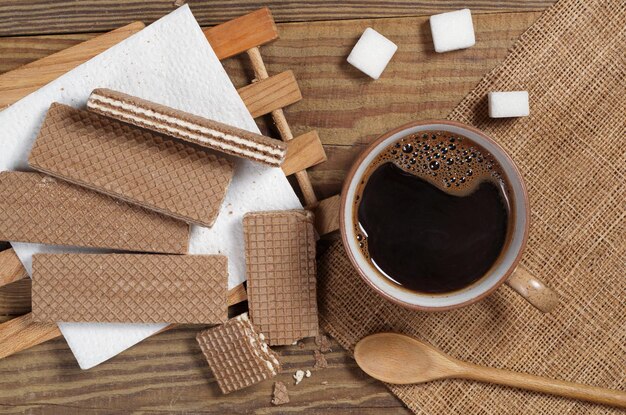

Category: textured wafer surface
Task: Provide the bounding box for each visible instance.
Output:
[244,210,318,346]
[196,313,281,394]
[87,88,287,166]
[271,381,290,405]
[0,171,189,253]
[32,253,228,324]
[28,103,234,227]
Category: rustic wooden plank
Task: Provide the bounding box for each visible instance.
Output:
[0,22,144,109]
[205,7,278,60]
[0,332,408,413]
[282,131,327,176]
[237,70,302,118]
[0,34,95,74]
[0,0,555,36]
[0,278,30,315]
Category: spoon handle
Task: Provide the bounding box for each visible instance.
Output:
[461,362,626,408]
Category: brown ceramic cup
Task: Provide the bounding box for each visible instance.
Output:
[340,120,558,312]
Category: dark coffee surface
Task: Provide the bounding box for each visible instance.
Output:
[353,130,511,294]
[357,162,508,293]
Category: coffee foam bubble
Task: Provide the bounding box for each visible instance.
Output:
[370,131,506,196]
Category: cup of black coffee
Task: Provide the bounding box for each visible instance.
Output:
[340,120,557,312]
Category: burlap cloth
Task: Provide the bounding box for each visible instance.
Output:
[317,0,625,413]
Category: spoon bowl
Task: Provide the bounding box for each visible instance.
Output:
[354,332,461,384]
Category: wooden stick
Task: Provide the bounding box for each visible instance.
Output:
[0,314,61,359]
[0,283,248,360]
[0,249,27,288]
[246,46,318,206]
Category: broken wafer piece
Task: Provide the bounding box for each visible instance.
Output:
[28,103,233,227]
[87,88,287,167]
[313,350,328,369]
[271,381,290,405]
[32,253,228,324]
[243,210,319,346]
[0,171,189,254]
[196,313,281,394]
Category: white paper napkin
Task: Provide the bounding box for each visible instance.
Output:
[0,6,301,369]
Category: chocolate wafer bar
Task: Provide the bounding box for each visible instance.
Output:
[28,103,234,227]
[243,210,319,346]
[87,88,287,167]
[0,172,189,254]
[32,253,228,324]
[196,313,281,394]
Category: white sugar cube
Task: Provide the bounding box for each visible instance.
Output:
[347,28,398,79]
[430,9,476,53]
[488,91,530,118]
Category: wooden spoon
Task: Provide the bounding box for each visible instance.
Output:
[354,333,626,408]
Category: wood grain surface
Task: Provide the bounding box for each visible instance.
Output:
[204,7,278,60]
[0,0,555,36]
[0,22,144,109]
[0,9,543,415]
[249,11,541,200]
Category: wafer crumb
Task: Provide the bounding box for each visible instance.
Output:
[271,381,289,405]
[315,334,332,353]
[293,370,305,385]
[313,350,328,369]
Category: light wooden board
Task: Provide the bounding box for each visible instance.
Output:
[0,249,26,287]
[0,0,555,36]
[0,22,144,109]
[314,194,341,237]
[238,70,302,118]
[0,9,543,415]
[282,131,327,176]
[204,7,278,60]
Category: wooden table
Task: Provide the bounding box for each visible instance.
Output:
[0,1,554,413]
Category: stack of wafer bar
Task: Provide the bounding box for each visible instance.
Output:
[17,85,319,391]
[194,209,319,394]
[32,254,228,324]
[196,313,281,394]
[87,88,287,167]
[243,209,319,345]
[0,171,189,253]
[28,103,234,227]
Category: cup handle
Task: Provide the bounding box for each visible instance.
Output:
[505,265,558,313]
